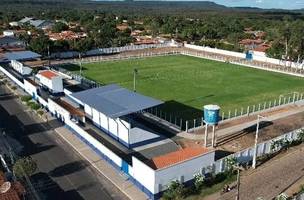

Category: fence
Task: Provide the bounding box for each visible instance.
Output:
[51,43,172,59]
[182,46,304,77]
[212,127,303,174]
[185,92,304,132]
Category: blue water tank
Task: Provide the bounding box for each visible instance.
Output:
[203,105,220,125]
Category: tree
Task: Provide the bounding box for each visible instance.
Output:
[13,157,37,179]
[52,22,69,33]
[29,34,53,56]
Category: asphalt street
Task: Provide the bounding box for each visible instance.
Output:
[0,83,128,200]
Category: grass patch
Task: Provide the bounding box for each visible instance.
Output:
[62,55,304,120]
[21,95,32,102]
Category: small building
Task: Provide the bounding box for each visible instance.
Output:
[36,70,63,94]
[9,21,20,27]
[0,36,25,48]
[30,20,54,30]
[4,51,41,62]
[10,60,32,76]
[3,30,15,37]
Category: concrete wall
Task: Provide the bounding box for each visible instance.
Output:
[185,44,303,69]
[48,98,70,121]
[0,66,24,88]
[66,119,123,168]
[212,128,303,175]
[132,157,156,194]
[154,151,215,194]
[11,60,32,75]
[24,79,38,98]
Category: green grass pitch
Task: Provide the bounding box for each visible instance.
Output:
[64,55,304,121]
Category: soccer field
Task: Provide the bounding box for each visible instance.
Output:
[64,55,304,120]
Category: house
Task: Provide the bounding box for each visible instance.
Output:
[4,51,41,62]
[9,21,20,27]
[36,70,63,93]
[10,60,32,76]
[19,17,54,30]
[3,30,15,37]
[0,36,25,48]
[29,20,54,30]
[19,17,33,24]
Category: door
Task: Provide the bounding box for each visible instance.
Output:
[121,160,129,174]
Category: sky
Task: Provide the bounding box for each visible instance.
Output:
[199,0,304,9]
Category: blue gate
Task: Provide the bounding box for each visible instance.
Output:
[121,161,129,174]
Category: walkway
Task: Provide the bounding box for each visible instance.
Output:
[55,126,149,200]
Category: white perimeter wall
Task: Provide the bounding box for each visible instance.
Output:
[185,44,303,69]
[48,98,70,121]
[24,79,37,97]
[0,66,24,88]
[132,157,156,193]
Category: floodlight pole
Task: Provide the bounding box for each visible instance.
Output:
[252,115,266,169]
[79,53,82,76]
[133,68,138,92]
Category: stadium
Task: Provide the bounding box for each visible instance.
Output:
[61,49,304,130]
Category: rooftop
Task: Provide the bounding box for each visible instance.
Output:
[38,70,59,80]
[148,147,209,170]
[71,84,163,118]
[4,51,41,61]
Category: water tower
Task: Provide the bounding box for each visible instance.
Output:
[203,105,220,148]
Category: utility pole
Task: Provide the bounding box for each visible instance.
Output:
[133,68,138,92]
[79,53,82,76]
[252,115,266,169]
[47,45,51,68]
[236,167,240,200]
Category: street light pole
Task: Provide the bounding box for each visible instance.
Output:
[252,115,266,169]
[236,167,240,200]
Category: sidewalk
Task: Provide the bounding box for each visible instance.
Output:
[54,126,148,200]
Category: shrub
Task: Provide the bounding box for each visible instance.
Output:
[21,95,32,102]
[27,101,35,107]
[162,180,186,200]
[37,110,44,116]
[31,103,41,110]
[13,157,37,179]
[193,173,205,192]
[11,86,17,90]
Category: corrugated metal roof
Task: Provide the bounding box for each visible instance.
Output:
[0,36,22,46]
[71,84,163,118]
[4,51,41,61]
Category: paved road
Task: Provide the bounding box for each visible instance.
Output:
[205,144,304,200]
[0,83,128,200]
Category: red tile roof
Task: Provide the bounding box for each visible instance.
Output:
[39,70,58,79]
[149,147,209,170]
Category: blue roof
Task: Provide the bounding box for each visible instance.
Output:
[71,84,163,118]
[5,51,41,61]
